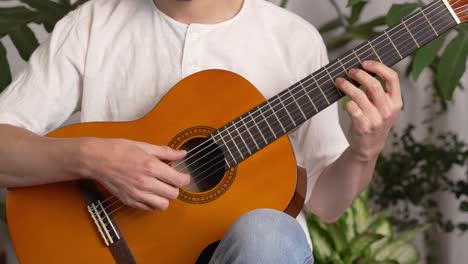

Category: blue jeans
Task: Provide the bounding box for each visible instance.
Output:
[209,209,314,264]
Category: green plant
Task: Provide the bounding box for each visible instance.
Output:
[0,0,88,93]
[307,190,430,264]
[320,0,467,105]
[373,125,468,234]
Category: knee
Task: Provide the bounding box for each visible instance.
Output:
[219,209,312,262]
[230,209,305,244]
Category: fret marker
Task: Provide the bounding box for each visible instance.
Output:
[384,31,403,59]
[299,80,318,113]
[248,112,268,145]
[312,75,335,105]
[402,20,420,48]
[421,9,438,36]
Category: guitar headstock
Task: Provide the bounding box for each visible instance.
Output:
[448,0,468,23]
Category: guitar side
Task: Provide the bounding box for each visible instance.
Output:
[7,70,298,264]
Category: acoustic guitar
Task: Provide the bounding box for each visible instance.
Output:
[6,0,467,263]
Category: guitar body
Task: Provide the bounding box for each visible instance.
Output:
[7,70,298,264]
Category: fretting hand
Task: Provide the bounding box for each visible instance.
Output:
[335,60,403,162]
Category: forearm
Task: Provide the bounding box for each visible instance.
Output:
[0,124,84,187]
[306,146,377,223]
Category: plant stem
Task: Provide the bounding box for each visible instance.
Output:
[329,0,348,28]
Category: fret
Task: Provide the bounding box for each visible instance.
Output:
[337,57,348,74]
[223,126,244,160]
[299,79,318,112]
[311,74,330,105]
[211,133,235,167]
[271,96,297,131]
[405,11,438,50]
[402,19,420,48]
[384,31,403,59]
[352,49,362,64]
[250,107,277,142]
[421,9,438,36]
[239,117,260,151]
[288,89,307,120]
[258,105,281,137]
[225,126,245,160]
[210,0,461,169]
[301,76,329,111]
[367,41,383,63]
[231,120,252,155]
[247,111,268,145]
[277,94,297,127]
[425,1,457,36]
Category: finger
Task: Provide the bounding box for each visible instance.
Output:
[137,193,170,211]
[347,68,390,117]
[362,60,402,104]
[345,100,371,133]
[139,177,180,200]
[137,143,187,161]
[335,77,380,122]
[145,159,190,187]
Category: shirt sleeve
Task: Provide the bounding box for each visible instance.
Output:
[0,8,86,136]
[288,25,349,203]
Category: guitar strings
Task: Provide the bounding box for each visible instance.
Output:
[103,11,456,219]
[167,0,444,173]
[97,1,451,214]
[95,1,452,215]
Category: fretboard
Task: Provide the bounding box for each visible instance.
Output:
[212,0,459,168]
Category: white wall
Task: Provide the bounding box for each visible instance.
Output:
[1,0,467,263]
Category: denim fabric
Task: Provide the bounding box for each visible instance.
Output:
[209,209,314,264]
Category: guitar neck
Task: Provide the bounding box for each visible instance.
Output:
[212,0,459,168]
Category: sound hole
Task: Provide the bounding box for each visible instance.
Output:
[176,137,226,192]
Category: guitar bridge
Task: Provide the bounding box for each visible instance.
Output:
[87,200,121,246]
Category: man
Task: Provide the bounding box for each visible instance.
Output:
[0,0,402,263]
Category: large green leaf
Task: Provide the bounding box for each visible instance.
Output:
[8,24,39,61]
[342,233,383,264]
[375,224,430,261]
[0,7,38,37]
[386,3,419,26]
[352,196,369,234]
[411,34,446,80]
[337,208,355,242]
[326,223,347,253]
[436,30,468,100]
[388,243,419,264]
[308,217,335,263]
[0,42,12,93]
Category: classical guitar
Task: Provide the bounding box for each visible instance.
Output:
[7,0,467,263]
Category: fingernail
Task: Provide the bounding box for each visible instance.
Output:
[363,60,372,67]
[336,77,344,83]
[349,68,357,74]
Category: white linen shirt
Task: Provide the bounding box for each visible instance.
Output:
[0,0,349,244]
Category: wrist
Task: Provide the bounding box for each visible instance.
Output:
[347,145,380,163]
[51,137,96,180]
